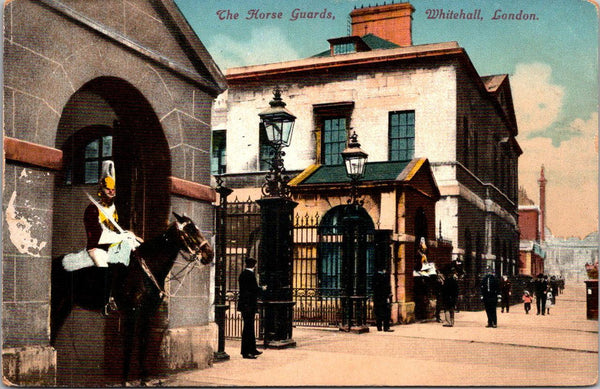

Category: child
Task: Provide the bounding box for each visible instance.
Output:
[522,290,532,314]
[546,289,553,315]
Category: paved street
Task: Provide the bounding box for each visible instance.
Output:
[159,282,597,387]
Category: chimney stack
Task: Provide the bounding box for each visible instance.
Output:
[538,165,547,241]
[350,2,415,46]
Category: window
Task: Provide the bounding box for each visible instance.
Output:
[259,124,274,171]
[64,125,113,185]
[313,102,354,166]
[323,117,347,165]
[389,111,415,161]
[333,42,356,55]
[83,136,113,183]
[211,130,226,175]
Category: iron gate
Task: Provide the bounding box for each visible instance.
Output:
[223,199,376,338]
[223,198,262,339]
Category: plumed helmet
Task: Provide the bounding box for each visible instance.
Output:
[100,160,116,190]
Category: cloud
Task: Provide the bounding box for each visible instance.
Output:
[518,112,598,238]
[206,26,301,70]
[512,63,565,139]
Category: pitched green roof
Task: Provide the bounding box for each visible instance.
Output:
[299,160,410,185]
[361,34,401,50]
[311,34,400,58]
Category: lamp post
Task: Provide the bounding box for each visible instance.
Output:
[340,131,369,333]
[256,89,298,349]
[341,131,369,205]
[214,175,232,361]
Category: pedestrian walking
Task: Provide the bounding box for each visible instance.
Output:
[500,275,512,313]
[442,268,459,327]
[522,290,532,314]
[373,268,394,332]
[534,273,548,315]
[238,257,264,359]
[480,267,499,328]
[550,276,559,301]
[546,289,553,315]
[434,270,445,323]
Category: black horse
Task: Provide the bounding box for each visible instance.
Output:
[50,212,214,385]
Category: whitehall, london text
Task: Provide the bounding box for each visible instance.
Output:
[425,9,538,21]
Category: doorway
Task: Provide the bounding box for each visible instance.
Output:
[51,77,170,385]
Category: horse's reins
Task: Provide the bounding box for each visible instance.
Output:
[135,227,209,299]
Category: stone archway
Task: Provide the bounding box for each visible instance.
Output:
[51,77,170,386]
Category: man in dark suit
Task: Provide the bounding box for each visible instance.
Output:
[373,268,393,332]
[480,267,499,328]
[534,273,548,315]
[238,257,263,359]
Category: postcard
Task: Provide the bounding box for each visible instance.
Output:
[2,0,598,386]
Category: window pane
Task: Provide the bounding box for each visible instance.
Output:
[102,136,112,157]
[323,117,346,165]
[84,161,99,184]
[399,139,407,150]
[211,131,227,174]
[85,139,99,159]
[399,113,407,125]
[389,111,415,161]
[398,125,406,138]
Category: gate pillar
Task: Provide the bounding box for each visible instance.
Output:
[257,197,298,348]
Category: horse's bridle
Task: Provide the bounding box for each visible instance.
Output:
[177,220,210,262]
[135,220,212,299]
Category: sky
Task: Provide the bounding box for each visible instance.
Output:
[175,0,599,239]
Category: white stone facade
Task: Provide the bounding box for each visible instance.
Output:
[216,40,520,292]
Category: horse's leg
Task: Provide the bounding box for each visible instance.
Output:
[121,310,137,386]
[137,304,154,386]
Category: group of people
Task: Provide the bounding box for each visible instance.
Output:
[524,273,562,315]
[237,258,567,358]
[433,267,460,327]
[480,269,563,327]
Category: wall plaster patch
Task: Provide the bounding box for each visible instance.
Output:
[5,191,47,257]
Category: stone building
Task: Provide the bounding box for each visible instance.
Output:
[544,232,599,282]
[3,0,225,385]
[214,1,520,314]
[518,185,545,276]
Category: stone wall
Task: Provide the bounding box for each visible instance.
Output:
[3,0,222,384]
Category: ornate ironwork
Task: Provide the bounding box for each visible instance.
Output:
[347,176,364,206]
[261,145,292,198]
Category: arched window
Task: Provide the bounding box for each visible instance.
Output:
[318,205,375,296]
[63,125,114,185]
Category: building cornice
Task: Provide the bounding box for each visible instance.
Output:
[226,42,463,81]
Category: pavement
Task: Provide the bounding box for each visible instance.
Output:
[155,282,598,387]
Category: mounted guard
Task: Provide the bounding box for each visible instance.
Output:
[62,160,142,314]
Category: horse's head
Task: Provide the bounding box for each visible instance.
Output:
[172,212,214,265]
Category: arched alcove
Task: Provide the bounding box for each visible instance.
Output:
[51,77,170,386]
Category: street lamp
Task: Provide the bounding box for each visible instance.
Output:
[340,131,369,333]
[341,131,368,205]
[213,175,232,361]
[259,88,297,199]
[256,89,298,349]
